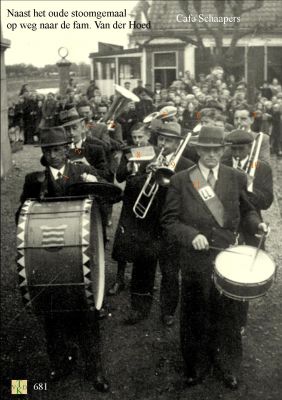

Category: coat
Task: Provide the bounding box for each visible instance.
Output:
[222,156,273,246]
[112,153,192,262]
[223,130,271,165]
[68,141,110,181]
[161,163,261,270]
[17,161,100,220]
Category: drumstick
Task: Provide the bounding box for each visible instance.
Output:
[209,246,252,256]
[249,229,267,271]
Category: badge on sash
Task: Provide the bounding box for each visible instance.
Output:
[198,185,215,201]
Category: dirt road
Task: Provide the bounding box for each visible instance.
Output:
[1,146,281,400]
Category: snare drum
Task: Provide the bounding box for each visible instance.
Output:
[213,245,275,301]
[17,198,104,314]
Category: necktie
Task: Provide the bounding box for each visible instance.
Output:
[57,171,63,180]
[207,169,216,189]
[237,160,242,169]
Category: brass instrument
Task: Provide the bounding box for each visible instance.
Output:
[233,132,263,192]
[245,132,264,192]
[100,84,140,126]
[154,132,192,186]
[133,147,165,219]
[143,111,161,124]
[133,131,192,219]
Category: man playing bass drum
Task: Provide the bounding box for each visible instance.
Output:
[16,126,109,392]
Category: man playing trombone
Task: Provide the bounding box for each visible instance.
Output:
[111,121,191,324]
[223,129,273,248]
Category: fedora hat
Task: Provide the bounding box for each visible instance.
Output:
[190,126,226,147]
[155,121,183,139]
[59,107,84,127]
[37,126,72,147]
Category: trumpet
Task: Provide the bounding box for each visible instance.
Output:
[133,132,192,219]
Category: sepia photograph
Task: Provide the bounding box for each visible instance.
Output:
[1,0,282,399]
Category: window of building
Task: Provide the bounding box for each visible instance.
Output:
[153,52,177,88]
[94,59,115,80]
[119,57,141,79]
[154,52,176,68]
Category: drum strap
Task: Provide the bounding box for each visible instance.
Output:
[189,166,225,228]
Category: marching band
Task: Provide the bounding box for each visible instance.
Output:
[16,82,274,393]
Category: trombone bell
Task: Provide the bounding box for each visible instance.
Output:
[154,166,175,186]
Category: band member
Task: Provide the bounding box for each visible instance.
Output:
[223,129,273,247]
[154,123,193,326]
[61,107,110,180]
[232,107,271,164]
[16,126,109,392]
[222,129,273,332]
[109,122,150,296]
[112,122,191,324]
[161,126,269,389]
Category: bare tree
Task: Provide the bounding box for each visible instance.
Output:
[175,0,268,69]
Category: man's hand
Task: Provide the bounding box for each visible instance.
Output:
[192,234,209,250]
[81,173,98,183]
[255,222,270,238]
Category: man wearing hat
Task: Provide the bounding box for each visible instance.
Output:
[223,129,273,248]
[155,122,193,326]
[222,129,273,333]
[232,106,270,164]
[161,126,269,389]
[111,122,191,323]
[61,106,110,180]
[17,126,110,392]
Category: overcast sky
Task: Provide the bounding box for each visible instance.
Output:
[2,0,138,66]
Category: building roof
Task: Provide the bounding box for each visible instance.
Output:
[132,0,282,34]
[89,44,141,58]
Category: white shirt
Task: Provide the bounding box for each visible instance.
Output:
[71,139,83,149]
[49,165,65,180]
[232,155,249,170]
[198,160,219,181]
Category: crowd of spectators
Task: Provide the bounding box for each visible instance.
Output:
[8,69,282,156]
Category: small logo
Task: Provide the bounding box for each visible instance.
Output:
[11,380,28,395]
[40,224,67,247]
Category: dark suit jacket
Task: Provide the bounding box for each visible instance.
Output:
[112,153,193,262]
[161,164,261,271]
[68,141,110,180]
[221,156,273,214]
[221,156,273,247]
[17,162,100,218]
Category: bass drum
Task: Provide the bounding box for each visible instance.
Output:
[213,245,276,301]
[17,198,105,314]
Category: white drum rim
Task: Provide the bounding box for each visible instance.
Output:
[214,245,275,284]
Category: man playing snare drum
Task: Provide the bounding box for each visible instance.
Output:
[17,126,109,392]
[161,126,269,390]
